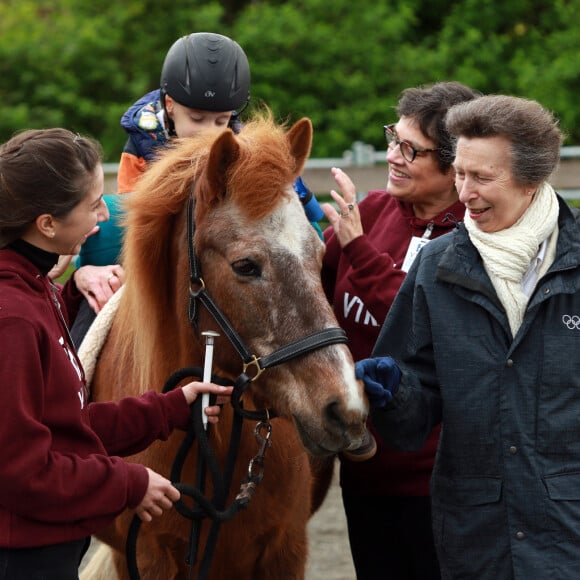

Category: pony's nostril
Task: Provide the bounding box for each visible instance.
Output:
[324,399,346,430]
[323,398,365,448]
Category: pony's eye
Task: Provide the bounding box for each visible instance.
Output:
[232,259,261,277]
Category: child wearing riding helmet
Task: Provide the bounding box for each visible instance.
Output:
[117,32,251,194]
[70,32,323,347]
[116,32,323,227]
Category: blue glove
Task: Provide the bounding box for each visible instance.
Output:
[355,357,401,408]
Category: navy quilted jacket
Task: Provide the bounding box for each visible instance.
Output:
[372,196,580,579]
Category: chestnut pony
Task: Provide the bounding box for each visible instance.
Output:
[80,112,367,579]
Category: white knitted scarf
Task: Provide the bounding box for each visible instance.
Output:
[464,182,559,337]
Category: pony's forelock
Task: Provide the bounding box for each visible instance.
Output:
[226,114,297,221]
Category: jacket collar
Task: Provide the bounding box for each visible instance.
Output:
[398,198,466,232]
[6,239,58,276]
[437,194,580,294]
[549,196,580,272]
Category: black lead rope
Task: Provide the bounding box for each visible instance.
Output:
[126,367,258,580]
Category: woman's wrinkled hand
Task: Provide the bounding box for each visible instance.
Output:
[321,167,363,247]
[73,264,126,313]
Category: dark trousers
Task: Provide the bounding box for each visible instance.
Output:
[0,537,90,580]
[70,298,97,349]
[342,493,440,580]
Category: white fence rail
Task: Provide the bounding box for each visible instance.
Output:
[103,144,580,200]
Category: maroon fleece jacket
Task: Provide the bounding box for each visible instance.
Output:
[0,249,191,548]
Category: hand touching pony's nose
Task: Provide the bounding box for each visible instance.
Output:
[355,357,401,408]
[181,382,234,424]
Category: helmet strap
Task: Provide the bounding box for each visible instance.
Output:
[160,90,177,137]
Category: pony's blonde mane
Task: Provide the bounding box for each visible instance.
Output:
[114,110,301,389]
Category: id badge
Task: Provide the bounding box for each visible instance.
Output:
[401,236,431,273]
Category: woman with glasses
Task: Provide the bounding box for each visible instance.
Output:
[357,94,578,579]
[321,81,480,580]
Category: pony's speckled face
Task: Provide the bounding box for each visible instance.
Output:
[198,187,368,456]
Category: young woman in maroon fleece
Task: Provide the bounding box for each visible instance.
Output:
[321,82,480,580]
[0,128,232,579]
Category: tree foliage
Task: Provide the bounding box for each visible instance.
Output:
[0,0,226,157]
[1,0,580,161]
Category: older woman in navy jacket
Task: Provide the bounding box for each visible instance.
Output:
[356,95,580,579]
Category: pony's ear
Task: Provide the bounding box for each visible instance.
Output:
[286,118,313,176]
[201,129,241,204]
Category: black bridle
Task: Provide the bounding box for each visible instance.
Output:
[185,194,348,407]
[126,193,348,580]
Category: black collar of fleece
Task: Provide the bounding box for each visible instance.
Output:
[7,239,58,276]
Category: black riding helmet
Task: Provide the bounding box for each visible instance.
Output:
[160,32,251,124]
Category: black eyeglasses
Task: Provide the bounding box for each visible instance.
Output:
[383,124,440,163]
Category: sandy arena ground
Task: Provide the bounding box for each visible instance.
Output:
[305,462,356,579]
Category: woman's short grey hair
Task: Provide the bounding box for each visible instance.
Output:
[445,95,563,186]
[396,81,481,173]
